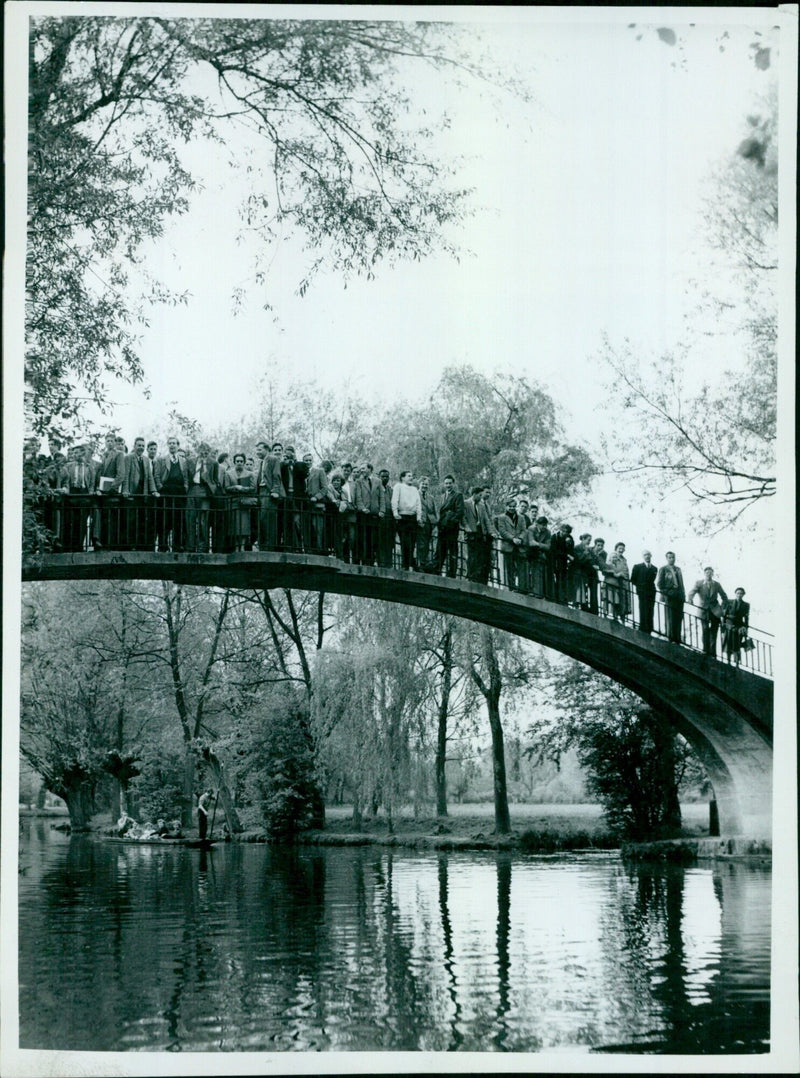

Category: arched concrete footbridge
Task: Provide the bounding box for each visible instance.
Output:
[23,550,774,837]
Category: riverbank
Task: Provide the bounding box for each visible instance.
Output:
[49,801,728,857]
[236,802,712,854]
[621,835,772,864]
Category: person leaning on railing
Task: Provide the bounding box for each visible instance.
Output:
[524,515,552,599]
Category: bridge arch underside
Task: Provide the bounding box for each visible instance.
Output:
[24,552,774,838]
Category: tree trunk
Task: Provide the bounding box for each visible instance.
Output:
[487,694,511,835]
[436,626,453,818]
[62,781,94,831]
[109,777,121,823]
[202,748,243,833]
[352,789,362,831]
[478,628,511,836]
[36,782,47,810]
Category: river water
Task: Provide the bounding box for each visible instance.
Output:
[18,819,770,1055]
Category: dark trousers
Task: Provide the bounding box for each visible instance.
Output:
[396,515,418,570]
[280,497,304,551]
[95,494,122,549]
[416,522,433,568]
[467,530,485,582]
[356,513,372,564]
[665,598,684,643]
[159,487,186,552]
[436,527,460,577]
[341,514,357,563]
[187,487,211,552]
[637,589,655,633]
[378,517,395,568]
[701,611,721,656]
[198,811,208,841]
[307,507,326,554]
[476,537,493,585]
[64,493,91,552]
[259,493,279,550]
[582,572,598,614]
[122,492,147,550]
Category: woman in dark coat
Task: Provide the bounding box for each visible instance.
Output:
[721,588,750,665]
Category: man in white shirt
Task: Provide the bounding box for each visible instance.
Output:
[391,470,424,570]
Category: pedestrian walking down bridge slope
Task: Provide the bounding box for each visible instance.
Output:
[23,546,774,839]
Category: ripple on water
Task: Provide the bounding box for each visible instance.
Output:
[17,836,772,1054]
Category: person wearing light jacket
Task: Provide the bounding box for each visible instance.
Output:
[391,470,424,570]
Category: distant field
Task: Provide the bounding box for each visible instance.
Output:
[323,801,711,837]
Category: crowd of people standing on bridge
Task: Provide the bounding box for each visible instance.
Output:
[23,433,753,663]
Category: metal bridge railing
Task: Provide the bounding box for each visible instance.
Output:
[23,493,774,678]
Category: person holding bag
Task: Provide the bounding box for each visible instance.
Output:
[721,588,750,665]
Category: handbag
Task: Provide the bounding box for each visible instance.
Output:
[742,637,755,652]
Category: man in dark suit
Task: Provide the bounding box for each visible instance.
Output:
[656,551,686,644]
[631,550,658,634]
[256,441,285,551]
[434,475,465,578]
[93,432,126,549]
[121,436,157,549]
[340,462,358,563]
[354,461,385,565]
[185,443,219,552]
[376,469,394,567]
[154,436,190,551]
[58,444,95,552]
[417,475,438,569]
[462,487,482,582]
[280,445,308,551]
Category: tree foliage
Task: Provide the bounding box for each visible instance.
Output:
[377,366,597,502]
[243,688,319,838]
[27,16,483,438]
[527,659,706,841]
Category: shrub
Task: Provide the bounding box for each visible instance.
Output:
[247,701,319,839]
[130,744,185,824]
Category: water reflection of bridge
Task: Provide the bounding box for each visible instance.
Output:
[24,548,773,837]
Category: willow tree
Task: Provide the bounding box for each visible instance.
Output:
[26,16,493,437]
[376,365,597,504]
